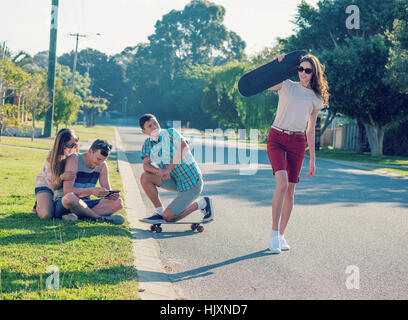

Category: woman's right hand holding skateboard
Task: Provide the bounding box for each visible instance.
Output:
[267,53,286,92]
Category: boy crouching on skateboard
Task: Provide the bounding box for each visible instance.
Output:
[139,114,214,223]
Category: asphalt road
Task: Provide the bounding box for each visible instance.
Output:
[117,126,408,300]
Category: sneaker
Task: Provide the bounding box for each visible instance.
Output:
[269,234,281,254]
[280,235,290,251]
[98,214,125,225]
[143,213,165,224]
[62,213,78,221]
[201,197,214,222]
[32,202,37,214]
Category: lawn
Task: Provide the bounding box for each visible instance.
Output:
[0,125,116,151]
[0,126,139,300]
[307,146,408,176]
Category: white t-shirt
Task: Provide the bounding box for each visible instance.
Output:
[273,79,324,132]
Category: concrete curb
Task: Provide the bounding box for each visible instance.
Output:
[114,127,180,300]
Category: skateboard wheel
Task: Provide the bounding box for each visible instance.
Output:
[191,224,198,231]
[156,226,162,233]
[150,225,155,232]
[197,226,204,233]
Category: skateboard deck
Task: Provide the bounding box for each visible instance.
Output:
[139,218,213,233]
[238,50,308,97]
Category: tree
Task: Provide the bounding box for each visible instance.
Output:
[122,0,246,125]
[320,35,408,156]
[0,59,29,106]
[82,96,108,127]
[53,78,82,132]
[12,51,41,74]
[202,62,245,128]
[279,0,408,156]
[58,49,125,112]
[22,71,48,141]
[149,0,245,67]
[0,59,30,140]
[280,0,406,52]
[383,18,408,94]
[202,61,278,132]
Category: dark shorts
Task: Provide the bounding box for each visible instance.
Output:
[267,127,306,183]
[35,187,53,195]
[53,197,101,219]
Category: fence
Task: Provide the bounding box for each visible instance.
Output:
[320,124,365,152]
[1,126,43,138]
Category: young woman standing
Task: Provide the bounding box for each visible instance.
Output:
[267,53,329,253]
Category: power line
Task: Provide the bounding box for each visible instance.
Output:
[68,33,101,88]
[68,33,86,88]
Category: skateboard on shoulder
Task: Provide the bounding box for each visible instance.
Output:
[139,218,213,233]
[238,50,308,97]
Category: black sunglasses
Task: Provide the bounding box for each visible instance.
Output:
[100,142,112,150]
[65,137,79,149]
[297,66,313,74]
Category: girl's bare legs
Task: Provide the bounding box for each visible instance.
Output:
[272,170,289,231]
[36,192,54,219]
[279,182,296,235]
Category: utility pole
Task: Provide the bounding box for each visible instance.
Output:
[0,42,6,106]
[68,33,101,88]
[43,0,59,138]
[122,96,128,117]
[69,33,86,88]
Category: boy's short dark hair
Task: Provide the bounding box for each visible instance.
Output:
[91,139,112,157]
[139,114,157,130]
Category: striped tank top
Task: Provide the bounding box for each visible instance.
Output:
[74,153,103,200]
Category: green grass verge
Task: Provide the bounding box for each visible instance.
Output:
[0,146,139,300]
[0,125,115,151]
[307,146,408,177]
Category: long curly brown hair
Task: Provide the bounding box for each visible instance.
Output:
[298,54,330,107]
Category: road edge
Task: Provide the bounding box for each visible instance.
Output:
[114,127,181,300]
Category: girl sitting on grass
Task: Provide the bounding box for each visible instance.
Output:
[33,128,78,220]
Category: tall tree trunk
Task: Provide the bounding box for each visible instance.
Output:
[31,104,36,142]
[364,123,384,156]
[356,119,366,154]
[320,109,337,136]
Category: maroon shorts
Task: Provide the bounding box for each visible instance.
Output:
[267,127,306,183]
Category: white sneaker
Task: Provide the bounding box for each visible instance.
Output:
[279,235,290,251]
[62,213,78,221]
[269,234,281,254]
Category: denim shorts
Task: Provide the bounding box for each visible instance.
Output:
[159,178,203,215]
[35,186,53,195]
[53,197,101,219]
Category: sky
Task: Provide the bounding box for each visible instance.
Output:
[0,0,320,58]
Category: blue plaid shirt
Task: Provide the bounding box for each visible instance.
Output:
[140,128,202,192]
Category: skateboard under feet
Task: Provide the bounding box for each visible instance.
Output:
[140,219,213,233]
